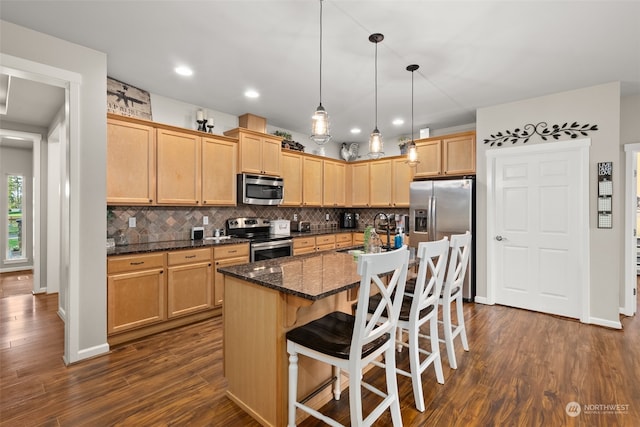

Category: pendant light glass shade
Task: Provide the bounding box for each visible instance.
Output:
[311,104,330,144]
[368,33,384,159]
[310,0,331,145]
[405,64,420,166]
[369,128,383,159]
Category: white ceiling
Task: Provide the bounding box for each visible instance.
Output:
[1,1,639,146]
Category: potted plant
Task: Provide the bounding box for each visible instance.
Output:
[398,137,410,154]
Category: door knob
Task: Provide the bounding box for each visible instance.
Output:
[495,235,503,241]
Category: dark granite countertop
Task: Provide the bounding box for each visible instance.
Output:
[218,247,417,301]
[107,237,250,256]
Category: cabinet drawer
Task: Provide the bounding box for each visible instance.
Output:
[108,253,165,274]
[214,244,250,260]
[293,237,315,249]
[335,233,352,243]
[315,235,336,245]
[167,248,212,266]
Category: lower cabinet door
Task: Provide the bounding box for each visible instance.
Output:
[167,262,213,318]
[213,256,247,307]
[107,268,166,334]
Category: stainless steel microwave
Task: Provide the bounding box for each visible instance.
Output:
[237,173,284,205]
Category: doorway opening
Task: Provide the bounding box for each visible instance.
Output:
[623,143,639,317]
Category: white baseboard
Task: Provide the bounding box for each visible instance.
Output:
[589,316,622,329]
[67,343,110,364]
[0,265,34,273]
[474,296,492,305]
[57,307,67,322]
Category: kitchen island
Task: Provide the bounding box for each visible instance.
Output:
[218,249,416,427]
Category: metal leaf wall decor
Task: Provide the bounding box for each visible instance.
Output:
[483,122,598,147]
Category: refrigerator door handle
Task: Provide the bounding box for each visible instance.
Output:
[430,196,436,240]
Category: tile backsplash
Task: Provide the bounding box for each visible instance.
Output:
[107,206,409,244]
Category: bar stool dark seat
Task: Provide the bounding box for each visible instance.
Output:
[286,246,410,427]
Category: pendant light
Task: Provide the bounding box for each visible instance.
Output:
[368,33,384,159]
[405,64,420,166]
[310,0,331,145]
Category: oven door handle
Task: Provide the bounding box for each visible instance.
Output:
[251,239,293,250]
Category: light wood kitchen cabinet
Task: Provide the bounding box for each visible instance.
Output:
[392,158,413,207]
[303,156,323,207]
[202,135,238,206]
[156,128,201,205]
[213,244,250,307]
[414,131,476,178]
[351,162,371,207]
[293,236,316,255]
[107,253,166,334]
[315,234,336,252]
[323,160,346,207]
[224,128,282,176]
[335,233,353,249]
[167,248,213,318]
[353,232,365,246]
[370,160,393,207]
[107,117,156,205]
[281,150,303,206]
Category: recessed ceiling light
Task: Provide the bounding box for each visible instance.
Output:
[392,118,404,125]
[174,66,193,76]
[244,90,260,98]
[350,128,361,134]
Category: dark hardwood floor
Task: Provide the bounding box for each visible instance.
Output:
[1,277,639,426]
[0,270,33,298]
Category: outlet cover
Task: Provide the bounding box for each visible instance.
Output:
[203,216,209,225]
[129,217,136,228]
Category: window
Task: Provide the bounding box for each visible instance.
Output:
[7,174,25,260]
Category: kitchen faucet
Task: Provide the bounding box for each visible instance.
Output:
[373,212,392,250]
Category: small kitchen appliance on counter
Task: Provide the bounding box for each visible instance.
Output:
[191,226,204,240]
[291,221,311,232]
[270,219,291,236]
[340,212,358,229]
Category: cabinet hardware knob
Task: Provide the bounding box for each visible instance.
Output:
[495,235,504,241]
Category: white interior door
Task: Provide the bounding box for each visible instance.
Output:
[488,140,589,320]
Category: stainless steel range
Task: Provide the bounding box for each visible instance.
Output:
[226,217,293,262]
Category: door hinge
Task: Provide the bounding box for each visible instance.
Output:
[634,288,637,296]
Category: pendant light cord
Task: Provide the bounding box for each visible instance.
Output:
[411,68,414,142]
[374,41,378,129]
[319,0,323,107]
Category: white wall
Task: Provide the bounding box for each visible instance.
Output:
[477,82,622,325]
[1,20,108,362]
[0,145,33,270]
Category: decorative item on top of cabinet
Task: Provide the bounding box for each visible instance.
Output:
[414,131,476,178]
[107,252,166,335]
[166,248,213,318]
[224,128,282,176]
[213,243,250,307]
[107,116,156,205]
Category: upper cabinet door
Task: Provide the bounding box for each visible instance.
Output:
[302,156,323,206]
[442,133,476,176]
[261,136,282,176]
[107,118,156,205]
[414,139,442,178]
[392,158,413,207]
[156,129,201,205]
[351,162,370,207]
[323,160,346,207]
[202,136,237,206]
[281,151,303,206]
[369,160,392,207]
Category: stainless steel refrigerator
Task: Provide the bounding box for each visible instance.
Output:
[409,177,475,300]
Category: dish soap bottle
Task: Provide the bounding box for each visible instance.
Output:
[394,227,403,248]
